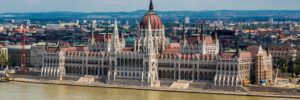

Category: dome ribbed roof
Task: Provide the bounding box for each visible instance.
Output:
[139,0,163,29]
[140,11,163,29]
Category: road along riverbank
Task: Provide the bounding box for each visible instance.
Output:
[12,78,300,99]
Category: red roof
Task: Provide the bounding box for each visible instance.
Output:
[168,43,180,49]
[269,45,293,51]
[163,48,180,54]
[0,43,6,47]
[247,46,260,57]
[140,11,163,29]
[187,36,214,45]
[122,47,133,51]
[95,35,113,43]
[221,52,252,60]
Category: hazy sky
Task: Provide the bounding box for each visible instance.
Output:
[0,0,300,13]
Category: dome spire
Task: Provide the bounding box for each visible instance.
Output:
[149,0,154,11]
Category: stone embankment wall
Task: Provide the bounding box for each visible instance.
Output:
[246,86,300,94]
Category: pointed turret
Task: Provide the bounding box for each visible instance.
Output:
[235,39,240,57]
[57,41,61,52]
[214,26,218,40]
[219,44,222,56]
[113,18,119,40]
[248,29,251,40]
[112,18,120,53]
[200,21,205,40]
[120,31,124,40]
[181,23,186,41]
[195,24,199,34]
[45,41,48,52]
[146,18,154,54]
[149,0,154,11]
[90,24,95,44]
[267,43,270,56]
[106,26,110,40]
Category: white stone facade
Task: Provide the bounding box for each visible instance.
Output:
[41,2,252,87]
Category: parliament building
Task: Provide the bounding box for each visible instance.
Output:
[41,0,272,88]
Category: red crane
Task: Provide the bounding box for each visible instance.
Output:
[21,25,26,74]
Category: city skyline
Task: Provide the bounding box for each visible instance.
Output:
[1,0,300,13]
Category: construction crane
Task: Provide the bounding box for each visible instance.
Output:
[21,25,26,74]
[0,25,29,74]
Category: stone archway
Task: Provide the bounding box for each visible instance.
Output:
[180,71,184,80]
[175,71,179,80]
[194,71,198,81]
[170,70,174,79]
[184,71,189,80]
[158,70,162,78]
[189,71,192,80]
[199,72,203,80]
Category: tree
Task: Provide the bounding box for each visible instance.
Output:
[293,57,300,75]
[288,60,295,73]
[277,58,288,73]
[0,54,10,68]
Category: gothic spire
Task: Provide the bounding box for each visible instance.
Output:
[120,31,124,40]
[214,26,218,40]
[146,18,154,54]
[91,31,95,44]
[45,40,48,51]
[149,0,154,11]
[113,18,119,40]
[201,21,205,40]
[106,26,110,40]
[112,18,120,53]
[182,23,186,40]
[90,23,95,44]
[267,43,270,56]
[219,44,222,56]
[235,39,240,57]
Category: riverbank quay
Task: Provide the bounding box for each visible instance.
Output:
[12,78,300,99]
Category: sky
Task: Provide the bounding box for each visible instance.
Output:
[0,0,300,13]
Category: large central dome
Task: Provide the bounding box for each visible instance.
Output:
[140,0,163,29]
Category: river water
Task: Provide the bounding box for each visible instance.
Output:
[0,82,298,100]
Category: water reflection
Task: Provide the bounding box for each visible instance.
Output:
[0,82,297,100]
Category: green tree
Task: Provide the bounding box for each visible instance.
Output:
[293,57,300,75]
[0,54,10,68]
[277,58,288,73]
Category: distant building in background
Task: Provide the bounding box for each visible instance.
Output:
[46,24,64,29]
[83,20,87,24]
[0,43,8,66]
[269,44,298,67]
[30,42,46,69]
[185,17,190,24]
[269,18,274,24]
[126,20,129,26]
[7,45,31,67]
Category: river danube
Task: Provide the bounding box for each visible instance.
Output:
[0,82,297,100]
